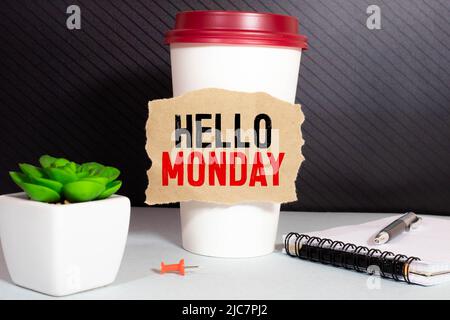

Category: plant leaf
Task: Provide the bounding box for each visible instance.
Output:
[39,155,57,168]
[98,166,120,182]
[76,171,89,179]
[9,171,29,186]
[45,167,77,185]
[97,180,122,200]
[63,181,105,202]
[53,158,70,168]
[19,163,44,178]
[29,176,63,194]
[81,176,109,185]
[80,162,104,175]
[64,161,77,173]
[20,183,61,203]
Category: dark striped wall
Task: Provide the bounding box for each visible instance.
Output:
[1,0,449,213]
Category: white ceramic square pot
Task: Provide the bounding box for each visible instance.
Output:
[0,192,130,296]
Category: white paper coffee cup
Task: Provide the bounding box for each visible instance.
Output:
[165,10,308,257]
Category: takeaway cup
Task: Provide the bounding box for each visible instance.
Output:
[165,11,308,257]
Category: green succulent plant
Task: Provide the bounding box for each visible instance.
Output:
[9,155,122,203]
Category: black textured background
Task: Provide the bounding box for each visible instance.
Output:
[0,0,449,213]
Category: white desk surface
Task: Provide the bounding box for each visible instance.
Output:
[1,208,449,300]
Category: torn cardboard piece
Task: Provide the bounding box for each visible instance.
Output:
[145,88,305,205]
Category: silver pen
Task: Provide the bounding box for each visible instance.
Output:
[374,212,422,245]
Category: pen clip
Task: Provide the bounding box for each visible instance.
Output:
[409,216,422,230]
[402,212,422,231]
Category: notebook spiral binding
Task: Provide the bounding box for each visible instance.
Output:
[284,232,420,284]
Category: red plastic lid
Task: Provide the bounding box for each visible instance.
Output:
[165,11,308,50]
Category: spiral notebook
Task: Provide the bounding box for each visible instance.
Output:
[283,215,450,286]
